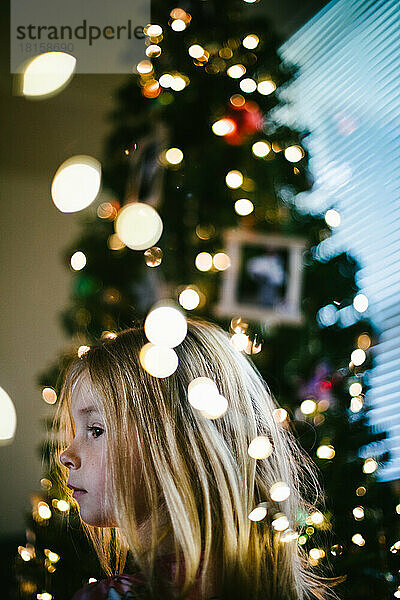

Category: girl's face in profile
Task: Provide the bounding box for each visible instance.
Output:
[59,373,117,527]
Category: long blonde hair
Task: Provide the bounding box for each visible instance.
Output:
[51,317,342,600]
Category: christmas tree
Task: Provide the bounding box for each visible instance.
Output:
[15,1,399,599]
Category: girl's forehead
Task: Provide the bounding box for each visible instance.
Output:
[70,372,101,414]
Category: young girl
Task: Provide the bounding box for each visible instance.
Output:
[52,316,341,600]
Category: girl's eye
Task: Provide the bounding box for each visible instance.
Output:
[87,426,104,439]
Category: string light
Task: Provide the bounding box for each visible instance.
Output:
[56,499,69,512]
[70,251,87,271]
[188,44,205,58]
[273,408,288,423]
[165,147,184,165]
[171,19,186,31]
[213,253,231,270]
[179,288,200,310]
[195,252,213,271]
[316,445,335,459]
[284,146,304,163]
[353,294,368,313]
[351,349,366,366]
[139,343,179,378]
[136,60,153,74]
[199,394,228,419]
[51,156,101,213]
[248,502,268,522]
[363,458,378,474]
[352,533,365,546]
[22,52,76,98]
[270,482,290,502]
[159,74,174,88]
[257,80,276,95]
[145,24,163,37]
[144,305,187,347]
[115,203,163,251]
[170,75,187,91]
[240,78,257,93]
[188,377,219,411]
[248,436,273,459]
[309,548,325,560]
[243,34,259,49]
[37,502,52,520]
[271,513,289,531]
[227,64,246,78]
[252,141,271,157]
[325,209,341,228]
[225,170,243,188]
[212,118,236,136]
[300,399,316,415]
[42,387,57,405]
[231,332,249,351]
[310,511,324,525]
[146,45,162,58]
[349,382,362,396]
[235,199,254,216]
[280,529,299,542]
[353,506,364,520]
[350,396,363,412]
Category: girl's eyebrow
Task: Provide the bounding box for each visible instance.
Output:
[77,406,100,415]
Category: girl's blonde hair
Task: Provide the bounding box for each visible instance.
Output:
[51,317,342,600]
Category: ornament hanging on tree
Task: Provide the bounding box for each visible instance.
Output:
[220,100,264,145]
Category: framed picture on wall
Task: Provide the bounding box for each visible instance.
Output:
[214,229,307,325]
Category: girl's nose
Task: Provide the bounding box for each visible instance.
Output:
[59,446,81,469]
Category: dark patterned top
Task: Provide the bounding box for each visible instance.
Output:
[71,552,219,600]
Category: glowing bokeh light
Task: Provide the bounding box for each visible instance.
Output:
[146,45,162,58]
[353,506,364,520]
[22,52,76,98]
[56,500,69,512]
[349,382,363,396]
[195,252,213,271]
[144,246,163,267]
[115,203,163,251]
[248,503,268,522]
[159,73,174,87]
[139,343,179,378]
[257,80,276,95]
[235,199,254,216]
[231,332,249,351]
[351,348,366,366]
[310,511,324,525]
[212,118,236,136]
[136,60,153,74]
[188,377,219,411]
[252,141,271,157]
[171,19,186,31]
[227,64,246,78]
[179,288,200,310]
[300,399,316,415]
[0,386,17,445]
[225,170,243,188]
[51,155,101,213]
[243,34,259,49]
[171,76,187,91]
[200,394,228,419]
[77,345,90,358]
[188,44,205,59]
[274,408,288,423]
[42,387,57,405]
[284,146,304,163]
[352,533,365,546]
[165,147,184,165]
[240,78,257,93]
[144,305,187,347]
[363,458,378,474]
[280,529,299,542]
[270,481,290,502]
[316,445,335,459]
[213,252,231,270]
[38,502,52,519]
[271,513,289,531]
[353,294,368,313]
[248,436,273,459]
[70,251,87,271]
[145,24,163,37]
[325,209,341,228]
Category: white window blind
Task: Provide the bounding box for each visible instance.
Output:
[276,0,400,481]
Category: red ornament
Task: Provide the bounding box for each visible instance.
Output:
[222,101,264,145]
